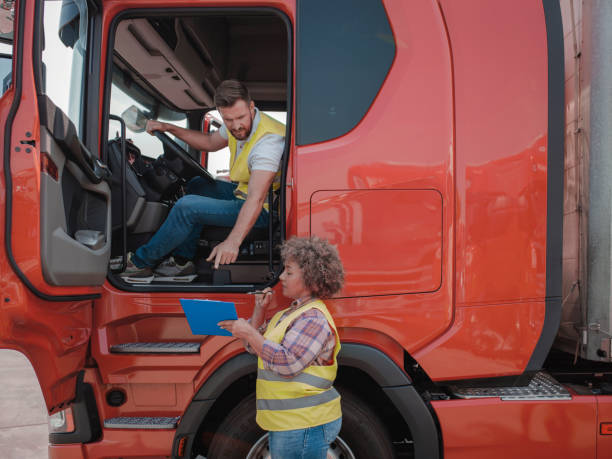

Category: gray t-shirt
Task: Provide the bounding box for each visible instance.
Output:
[218,108,284,172]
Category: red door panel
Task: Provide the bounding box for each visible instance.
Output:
[0,0,104,411]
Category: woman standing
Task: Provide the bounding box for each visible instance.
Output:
[219,236,345,458]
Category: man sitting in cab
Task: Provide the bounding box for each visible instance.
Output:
[121,79,285,281]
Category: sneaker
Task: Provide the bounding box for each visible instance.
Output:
[120,252,154,278]
[154,256,196,277]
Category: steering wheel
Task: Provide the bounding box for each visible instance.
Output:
[153,131,216,184]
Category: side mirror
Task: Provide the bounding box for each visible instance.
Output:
[58,0,80,48]
[121,105,148,133]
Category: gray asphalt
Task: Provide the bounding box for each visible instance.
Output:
[0,350,48,458]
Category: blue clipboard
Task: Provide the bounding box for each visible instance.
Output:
[180,299,238,336]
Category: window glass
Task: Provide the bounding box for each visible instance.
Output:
[0,51,11,97]
[42,0,89,134]
[205,110,286,179]
[109,82,187,159]
[0,8,13,98]
[296,0,395,145]
[0,1,15,42]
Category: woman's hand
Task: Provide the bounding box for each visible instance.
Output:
[254,288,275,311]
[218,318,266,354]
[251,288,275,330]
[218,318,255,340]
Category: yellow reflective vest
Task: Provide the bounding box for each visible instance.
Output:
[227,112,285,211]
[256,299,342,431]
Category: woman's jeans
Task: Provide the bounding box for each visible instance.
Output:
[268,417,342,459]
[133,177,269,267]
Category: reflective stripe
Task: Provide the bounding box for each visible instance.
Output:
[257,388,340,411]
[257,369,334,390]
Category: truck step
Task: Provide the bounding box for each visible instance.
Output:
[451,372,571,401]
[104,416,180,429]
[109,342,201,354]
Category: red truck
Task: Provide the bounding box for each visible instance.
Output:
[1,0,611,457]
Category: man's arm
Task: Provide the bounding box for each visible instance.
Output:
[206,169,276,268]
[146,120,228,152]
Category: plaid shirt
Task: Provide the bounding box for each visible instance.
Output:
[250,305,336,378]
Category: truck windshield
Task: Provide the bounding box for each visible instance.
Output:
[108,69,188,159]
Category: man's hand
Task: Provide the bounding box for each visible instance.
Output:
[144,120,227,151]
[218,318,256,340]
[146,120,169,135]
[206,238,240,269]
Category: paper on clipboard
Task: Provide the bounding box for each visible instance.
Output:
[180,299,238,336]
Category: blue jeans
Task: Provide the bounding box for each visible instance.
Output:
[268,417,342,459]
[132,177,269,267]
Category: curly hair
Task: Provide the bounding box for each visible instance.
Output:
[280,236,345,298]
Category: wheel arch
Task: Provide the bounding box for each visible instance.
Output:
[171,344,441,459]
[337,344,441,459]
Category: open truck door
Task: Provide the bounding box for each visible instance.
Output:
[0,0,109,423]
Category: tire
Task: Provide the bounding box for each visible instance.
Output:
[207,389,394,459]
[337,389,394,459]
[207,393,265,459]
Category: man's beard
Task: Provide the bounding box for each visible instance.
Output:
[231,115,253,140]
[232,128,249,140]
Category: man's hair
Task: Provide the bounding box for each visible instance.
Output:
[214,80,252,108]
[280,236,345,298]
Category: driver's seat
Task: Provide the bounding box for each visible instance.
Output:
[200,225,269,243]
[196,191,280,283]
[107,139,169,234]
[199,203,279,250]
[199,187,280,246]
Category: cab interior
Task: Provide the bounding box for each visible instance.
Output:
[103,11,290,289]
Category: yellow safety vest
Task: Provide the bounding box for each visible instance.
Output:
[227,112,285,211]
[256,299,342,431]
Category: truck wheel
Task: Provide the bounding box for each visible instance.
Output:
[207,392,264,459]
[207,390,394,459]
[336,389,394,458]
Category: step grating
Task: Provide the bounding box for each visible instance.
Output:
[110,342,201,354]
[451,372,572,401]
[104,416,180,429]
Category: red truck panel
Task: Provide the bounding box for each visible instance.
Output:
[416,0,550,380]
[433,396,597,459]
[439,0,549,306]
[597,396,612,459]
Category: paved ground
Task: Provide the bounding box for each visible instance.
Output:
[0,350,48,458]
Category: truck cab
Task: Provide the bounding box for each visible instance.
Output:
[1,1,612,458]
